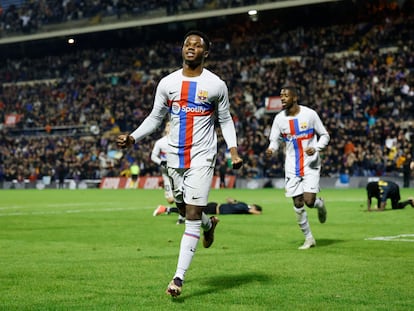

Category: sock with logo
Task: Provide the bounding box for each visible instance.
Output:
[174,219,201,281]
[294,206,312,239]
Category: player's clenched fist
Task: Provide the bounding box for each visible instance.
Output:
[232,158,243,170]
[116,134,135,149]
[265,148,274,158]
[228,147,243,170]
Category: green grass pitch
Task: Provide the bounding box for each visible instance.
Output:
[1,188,414,310]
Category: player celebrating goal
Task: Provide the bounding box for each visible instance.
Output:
[117,30,243,297]
[265,86,330,250]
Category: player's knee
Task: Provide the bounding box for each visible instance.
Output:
[185,204,202,220]
[294,202,304,209]
[303,193,316,207]
[293,197,304,208]
[304,199,316,207]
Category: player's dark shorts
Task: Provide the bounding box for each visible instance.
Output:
[205,202,218,214]
[383,183,401,209]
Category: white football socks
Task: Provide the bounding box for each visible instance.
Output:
[201,212,211,231]
[294,206,313,239]
[174,219,201,281]
[314,198,323,208]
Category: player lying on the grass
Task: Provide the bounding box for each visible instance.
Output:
[366,179,414,211]
[154,197,263,217]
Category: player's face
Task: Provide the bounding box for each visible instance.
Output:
[182,35,208,66]
[280,89,297,110]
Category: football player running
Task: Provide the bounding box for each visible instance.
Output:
[266,86,330,250]
[117,30,242,296]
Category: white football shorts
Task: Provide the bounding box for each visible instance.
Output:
[284,169,320,197]
[167,166,214,206]
[162,173,174,200]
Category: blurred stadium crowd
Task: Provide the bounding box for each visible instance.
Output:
[0,0,264,36]
[0,0,413,186]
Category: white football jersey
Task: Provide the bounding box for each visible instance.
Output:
[130,68,238,168]
[151,135,169,165]
[268,105,330,177]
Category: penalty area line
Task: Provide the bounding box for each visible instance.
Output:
[365,234,414,242]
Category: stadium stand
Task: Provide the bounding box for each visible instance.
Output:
[0,0,413,188]
[0,0,280,38]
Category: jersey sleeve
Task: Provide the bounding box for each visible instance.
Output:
[313,111,330,151]
[151,140,162,165]
[268,114,282,151]
[217,81,237,149]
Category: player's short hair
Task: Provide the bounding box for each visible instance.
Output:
[184,30,211,51]
[281,86,299,98]
[253,204,263,212]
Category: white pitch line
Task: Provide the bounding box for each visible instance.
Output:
[0,202,138,211]
[46,202,121,208]
[365,234,414,242]
[0,205,26,210]
[0,202,122,210]
[0,206,152,217]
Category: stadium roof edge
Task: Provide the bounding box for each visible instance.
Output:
[0,0,342,45]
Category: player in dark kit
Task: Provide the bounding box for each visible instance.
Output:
[366,180,414,211]
[154,197,262,216]
[204,200,262,215]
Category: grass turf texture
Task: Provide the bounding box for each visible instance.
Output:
[1,188,414,311]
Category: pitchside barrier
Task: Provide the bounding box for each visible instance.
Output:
[0,176,409,190]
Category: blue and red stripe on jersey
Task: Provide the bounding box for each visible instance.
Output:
[176,81,214,168]
[282,119,314,177]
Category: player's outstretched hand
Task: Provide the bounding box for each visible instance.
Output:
[116,134,135,149]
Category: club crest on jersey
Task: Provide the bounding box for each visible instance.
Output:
[197,90,208,102]
[171,102,181,114]
[300,122,308,130]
